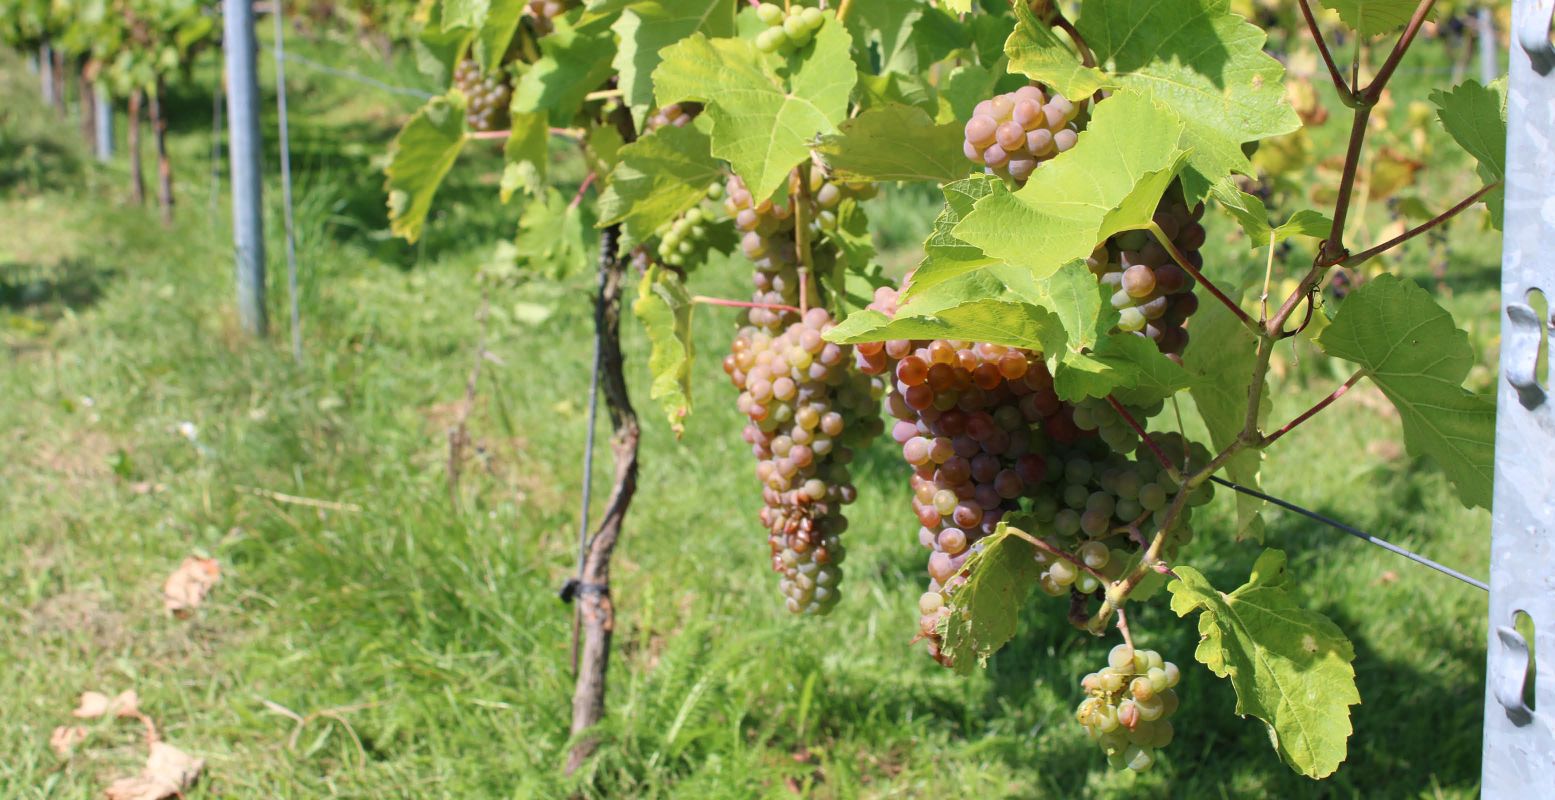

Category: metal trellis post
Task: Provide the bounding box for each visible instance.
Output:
[1482,0,1555,793]
[223,0,268,337]
[94,83,113,162]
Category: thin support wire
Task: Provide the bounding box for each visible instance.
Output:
[209,76,223,221]
[273,8,302,364]
[1209,476,1489,592]
[571,286,605,676]
[276,51,436,99]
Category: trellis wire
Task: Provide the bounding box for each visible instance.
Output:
[275,51,436,99]
[272,8,302,363]
[1209,476,1489,591]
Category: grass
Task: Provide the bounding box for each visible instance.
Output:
[0,25,1498,800]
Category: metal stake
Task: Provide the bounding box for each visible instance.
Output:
[224,0,268,337]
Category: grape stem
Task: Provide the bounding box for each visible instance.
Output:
[1261,370,1363,447]
[1341,183,1499,267]
[568,172,597,211]
[794,170,815,314]
[1259,231,1276,322]
[583,88,623,102]
[468,127,585,141]
[1105,396,1178,480]
[835,0,853,24]
[1146,222,1258,335]
[1047,8,1096,70]
[1115,606,1135,651]
[1296,0,1355,101]
[692,295,802,314]
[1004,527,1109,584]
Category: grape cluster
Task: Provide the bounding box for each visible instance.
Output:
[724,309,882,615]
[1088,199,1207,358]
[962,86,1081,183]
[753,3,826,53]
[452,59,512,132]
[646,102,700,131]
[523,0,573,37]
[1076,644,1183,771]
[654,182,727,270]
[722,167,873,330]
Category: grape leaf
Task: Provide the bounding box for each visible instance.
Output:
[386,92,468,243]
[936,522,1042,674]
[856,71,940,117]
[1169,549,1359,778]
[1317,0,1429,37]
[1183,295,1266,540]
[597,124,723,242]
[1211,182,1333,251]
[512,17,616,122]
[500,110,548,201]
[841,0,924,73]
[815,103,969,184]
[1053,333,1189,405]
[1033,262,1111,355]
[825,297,1067,356]
[908,174,1001,294]
[1007,0,1299,200]
[472,0,525,72]
[941,62,1002,121]
[1431,79,1506,229]
[514,186,595,276]
[952,89,1189,282]
[653,18,855,202]
[1005,0,1107,99]
[939,0,973,13]
[633,265,695,435]
[1316,274,1495,509]
[442,0,490,31]
[612,0,737,110]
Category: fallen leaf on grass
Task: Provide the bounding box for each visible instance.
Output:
[49,725,88,757]
[162,557,220,618]
[105,741,204,800]
[73,690,139,719]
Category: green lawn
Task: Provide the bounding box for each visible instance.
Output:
[0,30,1496,799]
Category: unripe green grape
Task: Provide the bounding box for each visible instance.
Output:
[782,15,807,38]
[756,2,783,24]
[800,6,824,29]
[755,27,783,52]
[1108,644,1135,671]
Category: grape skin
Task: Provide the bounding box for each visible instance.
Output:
[961,85,1080,185]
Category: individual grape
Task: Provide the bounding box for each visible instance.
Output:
[756,1,783,24]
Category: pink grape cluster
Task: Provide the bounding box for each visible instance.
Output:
[962,86,1081,183]
[452,59,511,132]
[724,309,884,615]
[1089,199,1208,359]
[523,0,573,36]
[646,102,699,131]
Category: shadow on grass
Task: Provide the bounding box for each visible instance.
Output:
[0,258,113,318]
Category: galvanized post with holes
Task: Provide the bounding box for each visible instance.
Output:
[1482,0,1555,793]
[223,0,268,336]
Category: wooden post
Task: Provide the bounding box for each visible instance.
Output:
[151,78,174,224]
[128,88,146,205]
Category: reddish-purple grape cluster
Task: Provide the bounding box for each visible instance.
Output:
[1089,199,1207,359]
[523,0,573,36]
[724,308,882,615]
[962,85,1080,183]
[646,102,700,131]
[452,59,512,132]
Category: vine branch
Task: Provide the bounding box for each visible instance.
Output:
[1341,183,1498,267]
[1296,0,1353,99]
[1148,222,1258,334]
[1261,371,1363,447]
[1006,527,1109,584]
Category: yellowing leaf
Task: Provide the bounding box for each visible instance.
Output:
[386,93,468,244]
[633,266,695,435]
[50,725,88,757]
[163,557,220,618]
[1169,549,1359,778]
[937,523,1042,674]
[72,689,139,719]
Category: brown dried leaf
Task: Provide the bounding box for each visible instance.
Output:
[75,690,141,719]
[105,742,204,800]
[162,557,220,618]
[49,725,88,757]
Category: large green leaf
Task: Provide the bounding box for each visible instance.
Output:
[597,124,723,241]
[907,174,1001,294]
[1318,0,1429,37]
[386,93,468,243]
[1431,79,1506,230]
[1169,550,1359,778]
[815,103,969,184]
[633,265,695,434]
[652,17,855,201]
[841,0,924,73]
[1211,181,1333,251]
[1183,296,1266,540]
[473,0,525,72]
[1316,274,1495,508]
[1053,333,1189,405]
[512,17,616,122]
[952,89,1189,281]
[1006,0,1299,200]
[500,110,549,201]
[825,298,1067,355]
[936,522,1042,674]
[513,186,595,276]
[1005,0,1107,98]
[612,0,737,110]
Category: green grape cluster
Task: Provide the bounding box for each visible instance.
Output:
[1076,644,1183,771]
[1088,197,1207,359]
[654,182,728,269]
[724,308,884,614]
[452,59,511,132]
[753,3,826,53]
[1070,396,1163,453]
